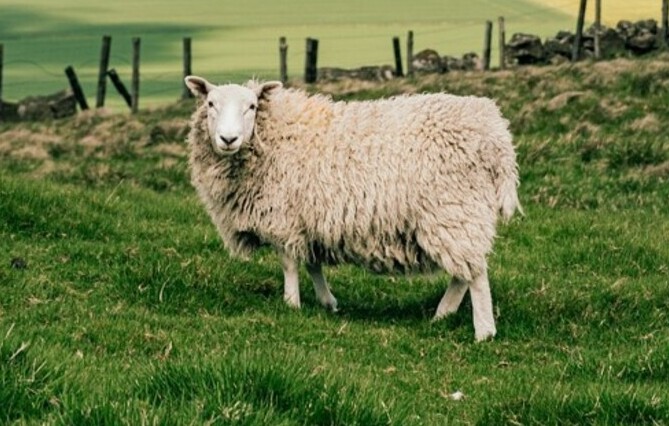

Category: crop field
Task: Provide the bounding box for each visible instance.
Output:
[0,0,584,110]
[1,53,669,424]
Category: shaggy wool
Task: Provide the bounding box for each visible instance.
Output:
[187,83,520,281]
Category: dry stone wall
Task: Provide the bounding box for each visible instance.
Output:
[317,18,663,82]
[506,19,662,65]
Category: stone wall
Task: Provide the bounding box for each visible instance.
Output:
[0,90,77,122]
[318,51,481,82]
[316,18,663,82]
[506,19,662,66]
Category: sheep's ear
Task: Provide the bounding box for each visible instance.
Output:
[184,76,215,98]
[255,81,283,98]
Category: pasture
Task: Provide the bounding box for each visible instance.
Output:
[2,0,661,110]
[1,0,581,109]
[529,0,660,23]
[1,53,668,423]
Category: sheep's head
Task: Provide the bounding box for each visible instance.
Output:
[185,76,282,156]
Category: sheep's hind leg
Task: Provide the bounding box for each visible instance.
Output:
[469,267,496,341]
[306,263,338,312]
[433,270,496,341]
[434,276,469,320]
[281,254,301,308]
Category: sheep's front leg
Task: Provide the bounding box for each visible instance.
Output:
[306,263,338,312]
[281,254,301,308]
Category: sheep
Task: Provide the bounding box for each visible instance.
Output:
[184,75,521,341]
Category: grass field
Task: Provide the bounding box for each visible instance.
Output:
[2,1,662,110]
[1,54,669,424]
[0,0,582,109]
[530,0,660,24]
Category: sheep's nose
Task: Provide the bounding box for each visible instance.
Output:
[219,135,238,145]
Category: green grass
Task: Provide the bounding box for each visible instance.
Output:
[2,56,669,424]
[0,0,576,110]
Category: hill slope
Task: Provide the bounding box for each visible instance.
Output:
[529,0,660,24]
[1,57,668,424]
[0,0,574,108]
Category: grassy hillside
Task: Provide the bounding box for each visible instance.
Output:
[1,56,669,424]
[0,0,578,109]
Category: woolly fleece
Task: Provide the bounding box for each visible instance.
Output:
[187,82,520,281]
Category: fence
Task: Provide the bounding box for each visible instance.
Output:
[0,0,667,119]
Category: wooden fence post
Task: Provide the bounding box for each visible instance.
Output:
[131,37,140,114]
[407,30,414,77]
[0,43,4,119]
[498,17,506,69]
[96,35,112,108]
[392,36,404,77]
[304,38,319,83]
[663,0,669,47]
[279,37,288,84]
[483,20,493,70]
[594,0,601,58]
[182,37,193,99]
[304,38,311,83]
[107,69,132,108]
[65,66,89,110]
[572,0,587,61]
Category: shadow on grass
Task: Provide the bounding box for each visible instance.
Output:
[110,248,511,341]
[110,255,284,317]
[0,6,214,58]
[332,290,444,324]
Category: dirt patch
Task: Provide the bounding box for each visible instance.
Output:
[12,145,50,160]
[566,121,600,143]
[598,99,629,119]
[643,161,669,178]
[627,113,660,133]
[148,119,189,146]
[0,128,63,160]
[152,143,187,158]
[32,159,57,177]
[588,59,638,85]
[79,135,106,155]
[546,91,588,111]
[159,158,180,169]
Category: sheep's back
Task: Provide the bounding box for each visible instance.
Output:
[254,93,510,274]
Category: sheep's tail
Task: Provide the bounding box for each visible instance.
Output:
[482,101,523,223]
[496,164,523,223]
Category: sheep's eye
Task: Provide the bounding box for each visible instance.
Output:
[249,104,257,111]
[208,101,214,108]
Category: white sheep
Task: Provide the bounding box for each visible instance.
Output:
[184,76,521,341]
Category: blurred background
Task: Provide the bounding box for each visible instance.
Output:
[0,0,661,109]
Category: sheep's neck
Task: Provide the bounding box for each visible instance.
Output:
[257,90,333,145]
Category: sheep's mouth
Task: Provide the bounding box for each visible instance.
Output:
[215,147,239,156]
[212,143,241,156]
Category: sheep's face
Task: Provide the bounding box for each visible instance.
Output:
[185,76,282,156]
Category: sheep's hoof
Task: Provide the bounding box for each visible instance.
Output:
[474,329,496,342]
[431,311,454,322]
[283,294,301,309]
[319,297,338,313]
